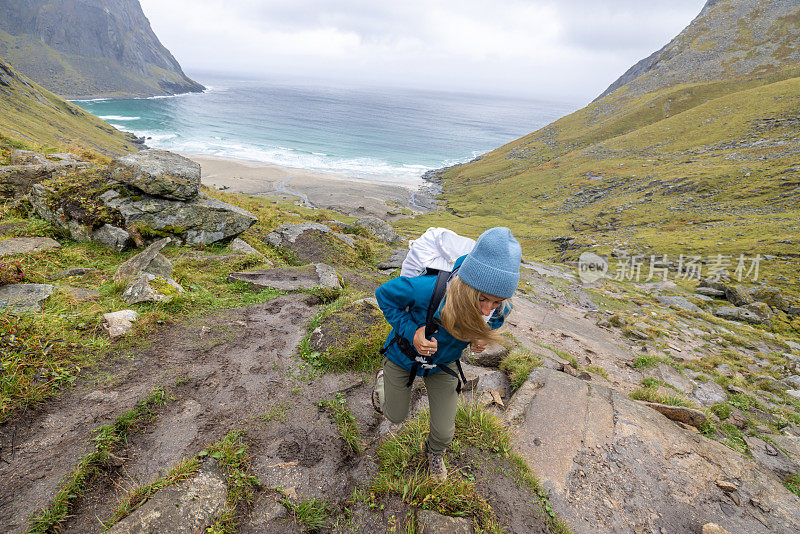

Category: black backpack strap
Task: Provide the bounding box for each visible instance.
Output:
[455,359,467,390]
[425,266,459,338]
[436,363,463,394]
[407,363,419,387]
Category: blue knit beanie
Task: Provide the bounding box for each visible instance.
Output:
[458,227,521,299]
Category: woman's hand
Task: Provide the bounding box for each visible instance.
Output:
[413,326,438,356]
[471,339,488,353]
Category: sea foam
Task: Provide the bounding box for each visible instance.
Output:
[99,115,140,121]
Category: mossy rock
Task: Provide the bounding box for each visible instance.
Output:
[40,168,124,230]
[265,222,370,267]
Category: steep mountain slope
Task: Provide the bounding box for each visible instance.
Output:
[406,0,800,308]
[0,56,141,154]
[597,0,800,102]
[0,0,203,99]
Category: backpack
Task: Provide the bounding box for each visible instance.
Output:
[382,228,476,392]
[400,227,475,278]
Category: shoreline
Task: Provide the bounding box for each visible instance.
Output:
[189,154,439,220]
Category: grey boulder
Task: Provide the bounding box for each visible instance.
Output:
[378,248,408,270]
[744,436,800,481]
[348,216,400,243]
[122,273,184,304]
[58,286,102,301]
[638,401,707,428]
[465,342,508,368]
[91,224,130,252]
[714,306,766,324]
[0,283,54,313]
[0,237,60,257]
[229,263,341,292]
[115,238,173,284]
[264,222,356,264]
[109,149,201,200]
[724,285,753,307]
[460,362,511,398]
[102,310,138,338]
[103,189,258,246]
[29,183,257,249]
[748,286,784,309]
[690,380,728,407]
[415,509,473,534]
[656,295,702,314]
[229,237,261,256]
[0,155,91,199]
[696,287,726,298]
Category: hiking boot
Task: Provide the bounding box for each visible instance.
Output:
[426,446,447,482]
[372,369,383,415]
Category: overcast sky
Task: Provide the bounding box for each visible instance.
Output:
[140,0,707,104]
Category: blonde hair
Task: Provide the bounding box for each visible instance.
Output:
[439,276,505,344]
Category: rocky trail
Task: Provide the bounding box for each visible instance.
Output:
[0,289,552,533]
[3,250,800,532]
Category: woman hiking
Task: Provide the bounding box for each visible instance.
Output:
[372,227,521,481]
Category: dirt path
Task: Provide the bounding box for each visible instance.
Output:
[1,290,553,533]
[0,295,316,532]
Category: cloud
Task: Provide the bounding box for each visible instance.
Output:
[140,0,707,102]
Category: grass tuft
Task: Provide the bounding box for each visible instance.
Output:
[629,386,694,407]
[201,430,259,534]
[297,294,390,373]
[282,497,331,532]
[785,472,800,498]
[317,393,363,454]
[499,347,543,389]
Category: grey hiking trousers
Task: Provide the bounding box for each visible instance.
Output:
[376,356,459,455]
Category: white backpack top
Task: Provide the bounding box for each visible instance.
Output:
[400,227,476,278]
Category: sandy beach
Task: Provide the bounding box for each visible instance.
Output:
[190,155,437,219]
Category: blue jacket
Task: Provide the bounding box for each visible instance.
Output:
[375,256,510,375]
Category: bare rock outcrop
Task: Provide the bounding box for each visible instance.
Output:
[0,151,91,199]
[505,367,800,533]
[28,151,257,250]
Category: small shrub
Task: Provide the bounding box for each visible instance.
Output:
[42,169,124,230]
[343,225,370,238]
[0,260,24,286]
[641,377,666,389]
[728,392,757,412]
[299,298,390,372]
[609,314,627,327]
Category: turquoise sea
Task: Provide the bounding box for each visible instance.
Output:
[73,74,578,186]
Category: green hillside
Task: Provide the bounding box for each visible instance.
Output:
[0,56,140,156]
[402,1,800,309]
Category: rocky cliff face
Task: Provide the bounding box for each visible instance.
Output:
[597,0,800,101]
[0,0,204,99]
